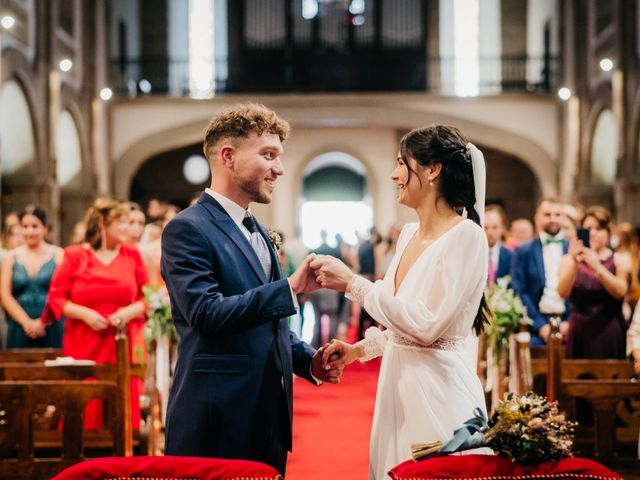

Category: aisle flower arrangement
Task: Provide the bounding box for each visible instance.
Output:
[486,276,532,367]
[143,285,176,346]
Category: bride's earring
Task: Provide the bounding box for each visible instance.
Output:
[428,178,434,186]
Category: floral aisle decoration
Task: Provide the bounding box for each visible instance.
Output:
[412,392,577,465]
[485,392,578,464]
[143,285,176,347]
[143,284,177,426]
[486,276,532,368]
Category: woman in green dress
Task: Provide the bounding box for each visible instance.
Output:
[0,206,64,348]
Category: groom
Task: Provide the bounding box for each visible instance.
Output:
[160,103,343,474]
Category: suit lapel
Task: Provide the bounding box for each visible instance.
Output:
[532,237,545,284]
[198,194,268,284]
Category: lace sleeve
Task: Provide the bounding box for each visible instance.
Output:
[356,327,392,362]
[345,274,374,303]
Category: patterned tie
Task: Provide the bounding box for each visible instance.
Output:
[242,212,272,279]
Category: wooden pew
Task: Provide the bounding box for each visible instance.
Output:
[0,348,61,363]
[0,321,160,477]
[0,380,121,480]
[542,317,640,464]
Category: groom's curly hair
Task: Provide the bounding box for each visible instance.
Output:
[203,103,291,160]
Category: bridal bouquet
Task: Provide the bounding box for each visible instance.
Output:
[486,392,577,464]
[486,276,532,366]
[412,392,577,465]
[143,285,176,346]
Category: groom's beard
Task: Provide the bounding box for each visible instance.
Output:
[239,177,273,204]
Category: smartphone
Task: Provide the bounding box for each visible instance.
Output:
[576,227,590,248]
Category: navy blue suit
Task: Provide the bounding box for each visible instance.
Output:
[495,244,513,281]
[161,193,316,474]
[510,236,569,345]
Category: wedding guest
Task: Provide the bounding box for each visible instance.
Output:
[125,202,146,245]
[142,207,179,287]
[0,206,63,348]
[284,227,309,270]
[614,222,640,314]
[47,198,148,429]
[1,221,24,250]
[375,225,401,280]
[356,227,381,340]
[309,230,343,347]
[146,198,167,223]
[69,220,87,245]
[484,204,512,286]
[628,300,640,376]
[511,199,569,345]
[558,206,629,359]
[560,212,578,242]
[506,218,534,249]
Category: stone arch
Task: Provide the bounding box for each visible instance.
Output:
[0,78,37,180]
[292,145,378,204]
[630,86,640,175]
[58,88,92,191]
[275,105,557,197]
[114,121,205,200]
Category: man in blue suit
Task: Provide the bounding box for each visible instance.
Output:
[161,103,344,474]
[511,198,570,345]
[484,205,513,285]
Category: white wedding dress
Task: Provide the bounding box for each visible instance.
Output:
[347,220,492,480]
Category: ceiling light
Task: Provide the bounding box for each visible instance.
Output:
[558,87,572,101]
[59,58,73,72]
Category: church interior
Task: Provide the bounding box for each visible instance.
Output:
[0,0,640,479]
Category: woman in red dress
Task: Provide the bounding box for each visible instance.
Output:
[48,198,149,429]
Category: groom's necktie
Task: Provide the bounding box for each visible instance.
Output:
[242,212,272,279]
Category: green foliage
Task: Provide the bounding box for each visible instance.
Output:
[143,285,176,347]
[486,276,532,366]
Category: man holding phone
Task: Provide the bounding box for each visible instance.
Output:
[511,198,570,345]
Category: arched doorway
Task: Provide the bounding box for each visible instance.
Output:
[590,109,617,186]
[130,143,211,208]
[299,152,373,248]
[0,79,37,216]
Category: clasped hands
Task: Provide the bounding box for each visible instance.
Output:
[289,253,355,295]
[291,254,361,384]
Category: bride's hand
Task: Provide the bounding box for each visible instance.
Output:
[322,339,363,368]
[310,255,354,291]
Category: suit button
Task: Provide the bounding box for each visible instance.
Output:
[281,376,285,389]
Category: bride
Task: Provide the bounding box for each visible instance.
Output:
[310,125,492,479]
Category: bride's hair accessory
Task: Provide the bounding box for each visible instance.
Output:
[466,142,486,227]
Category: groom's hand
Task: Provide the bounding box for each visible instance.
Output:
[311,347,344,384]
[289,255,322,294]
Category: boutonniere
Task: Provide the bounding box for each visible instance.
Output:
[268,229,283,251]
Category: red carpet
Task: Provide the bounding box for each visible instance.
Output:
[286,357,380,479]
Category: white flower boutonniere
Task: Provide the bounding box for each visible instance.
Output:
[268,229,283,251]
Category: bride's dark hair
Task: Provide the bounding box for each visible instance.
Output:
[399,125,490,335]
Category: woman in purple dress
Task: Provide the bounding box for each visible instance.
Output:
[558,206,629,358]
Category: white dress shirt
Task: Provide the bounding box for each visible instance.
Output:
[538,231,566,315]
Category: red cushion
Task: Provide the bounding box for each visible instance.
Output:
[50,456,282,480]
[389,455,621,480]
